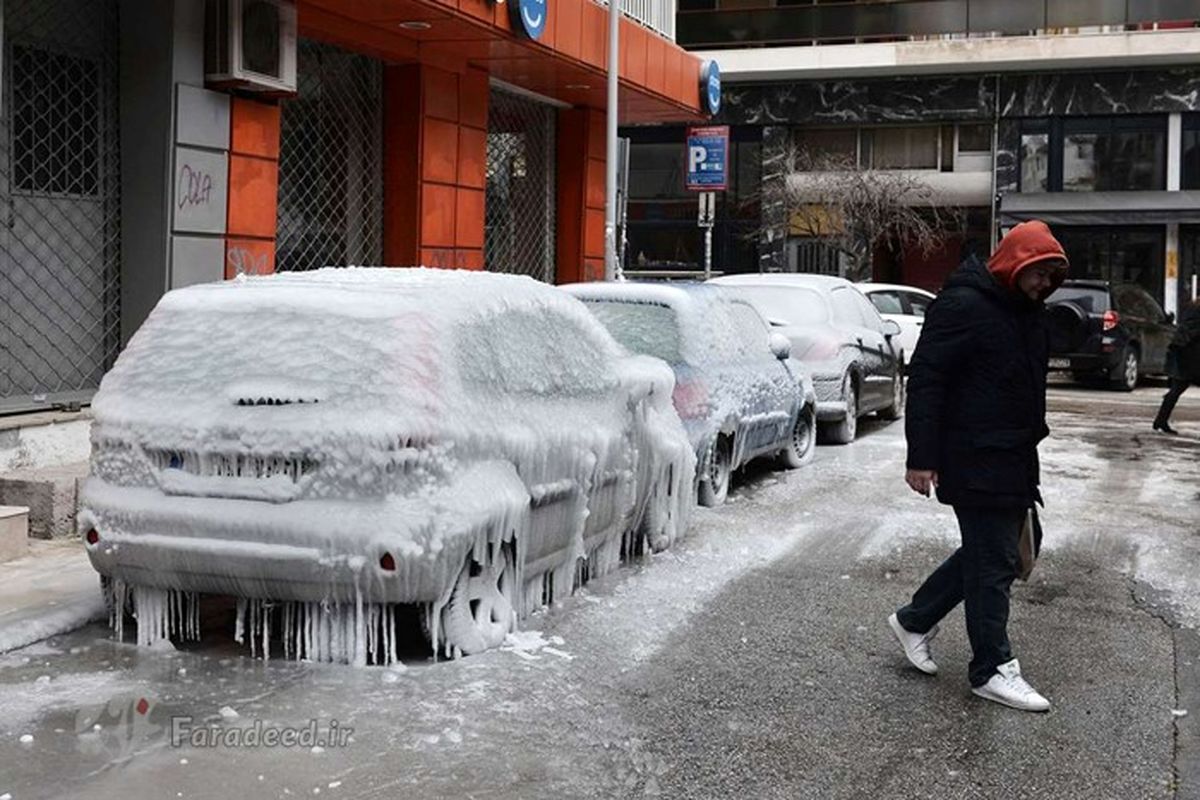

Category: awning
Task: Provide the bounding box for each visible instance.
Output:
[999,191,1200,226]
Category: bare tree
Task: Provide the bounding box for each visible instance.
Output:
[749,142,964,282]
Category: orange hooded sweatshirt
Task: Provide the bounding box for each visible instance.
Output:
[986,220,1069,300]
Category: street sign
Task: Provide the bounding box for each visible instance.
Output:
[697,191,715,228]
[686,125,729,191]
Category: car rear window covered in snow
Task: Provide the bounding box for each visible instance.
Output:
[582,300,684,365]
[729,286,829,327]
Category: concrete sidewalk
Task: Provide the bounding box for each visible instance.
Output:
[0,540,105,653]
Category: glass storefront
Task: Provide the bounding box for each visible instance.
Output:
[1180,226,1200,311]
[1053,226,1165,299]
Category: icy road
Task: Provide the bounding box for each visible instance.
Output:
[0,381,1197,800]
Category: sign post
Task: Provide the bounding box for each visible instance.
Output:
[686,125,728,279]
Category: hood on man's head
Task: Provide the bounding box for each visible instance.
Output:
[987,220,1069,299]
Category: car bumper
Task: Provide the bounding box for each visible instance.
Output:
[815,400,849,421]
[79,463,531,604]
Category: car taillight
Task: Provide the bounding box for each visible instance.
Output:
[1103,310,1119,331]
[672,380,709,420]
[379,552,396,572]
[85,528,99,546]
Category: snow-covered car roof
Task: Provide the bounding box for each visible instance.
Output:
[94,267,624,431]
[857,283,936,298]
[711,273,854,292]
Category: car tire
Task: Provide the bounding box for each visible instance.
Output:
[820,376,858,445]
[439,538,518,657]
[778,404,816,469]
[1112,346,1139,392]
[698,435,732,507]
[878,372,905,421]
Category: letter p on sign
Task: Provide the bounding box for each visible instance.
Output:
[689,146,707,173]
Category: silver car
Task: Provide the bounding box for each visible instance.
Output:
[79,268,695,663]
[564,282,816,507]
[710,274,904,444]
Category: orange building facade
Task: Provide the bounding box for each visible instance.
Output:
[224,0,707,285]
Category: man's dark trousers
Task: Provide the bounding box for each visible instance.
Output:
[895,506,1024,687]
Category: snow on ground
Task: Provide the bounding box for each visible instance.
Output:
[0,543,106,654]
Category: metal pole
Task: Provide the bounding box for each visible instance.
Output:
[704,226,713,281]
[604,0,620,281]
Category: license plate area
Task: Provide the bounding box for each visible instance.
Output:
[1048,357,1070,369]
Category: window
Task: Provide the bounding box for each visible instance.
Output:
[1054,226,1165,299]
[851,290,886,332]
[732,286,829,326]
[628,142,689,199]
[793,128,858,166]
[582,300,683,364]
[829,287,867,326]
[867,291,905,315]
[1112,285,1166,321]
[903,292,932,317]
[727,301,773,358]
[12,45,102,196]
[958,124,992,153]
[1020,132,1049,192]
[869,127,939,170]
[1183,115,1200,190]
[1061,117,1165,192]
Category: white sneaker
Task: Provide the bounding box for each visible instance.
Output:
[888,613,939,675]
[972,659,1051,712]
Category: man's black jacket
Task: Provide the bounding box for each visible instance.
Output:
[905,256,1050,509]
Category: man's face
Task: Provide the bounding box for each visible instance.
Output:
[1016,260,1065,301]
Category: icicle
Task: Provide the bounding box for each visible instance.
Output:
[353,590,366,668]
[387,605,397,666]
[261,602,271,661]
[234,598,247,644]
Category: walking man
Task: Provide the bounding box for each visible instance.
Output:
[1152,297,1200,435]
[888,220,1068,712]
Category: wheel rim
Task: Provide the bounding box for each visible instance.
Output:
[1125,352,1138,388]
[463,541,515,643]
[792,412,812,456]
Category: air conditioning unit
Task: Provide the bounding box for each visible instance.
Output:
[205,0,298,95]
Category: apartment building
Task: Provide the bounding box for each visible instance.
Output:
[624,1,1200,315]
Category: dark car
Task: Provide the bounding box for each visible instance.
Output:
[1046,280,1176,391]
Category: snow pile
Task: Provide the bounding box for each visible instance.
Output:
[80,268,696,663]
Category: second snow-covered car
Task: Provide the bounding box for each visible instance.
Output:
[79,268,695,663]
[564,282,816,507]
[710,273,904,445]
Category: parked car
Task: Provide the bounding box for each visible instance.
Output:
[858,283,936,365]
[710,274,904,444]
[564,282,816,507]
[1046,280,1177,391]
[78,268,696,662]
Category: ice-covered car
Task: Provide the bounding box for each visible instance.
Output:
[710,274,904,445]
[79,268,695,663]
[564,282,816,507]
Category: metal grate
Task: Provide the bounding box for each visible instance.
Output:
[276,39,383,273]
[0,0,122,414]
[485,88,556,283]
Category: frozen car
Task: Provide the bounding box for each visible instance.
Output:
[857,283,936,365]
[78,268,695,663]
[564,282,816,507]
[710,274,904,445]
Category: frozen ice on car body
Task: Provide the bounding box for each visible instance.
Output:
[79,267,695,663]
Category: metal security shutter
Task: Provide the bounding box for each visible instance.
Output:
[0,0,121,414]
[276,39,383,272]
[485,87,556,282]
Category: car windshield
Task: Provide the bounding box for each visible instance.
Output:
[582,299,683,364]
[727,286,829,326]
[1048,286,1110,313]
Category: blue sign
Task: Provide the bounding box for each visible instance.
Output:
[511,0,548,40]
[700,60,721,116]
[685,125,729,191]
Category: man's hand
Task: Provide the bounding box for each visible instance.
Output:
[906,469,938,497]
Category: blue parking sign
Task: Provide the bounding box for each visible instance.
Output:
[686,126,729,191]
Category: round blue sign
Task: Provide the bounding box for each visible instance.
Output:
[511,0,548,41]
[701,60,721,116]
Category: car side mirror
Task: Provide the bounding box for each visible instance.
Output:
[769,333,791,360]
[882,320,902,338]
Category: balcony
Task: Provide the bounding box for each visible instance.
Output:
[598,0,678,40]
[677,0,1199,49]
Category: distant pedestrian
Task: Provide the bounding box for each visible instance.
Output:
[1152,298,1200,435]
[888,220,1068,713]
